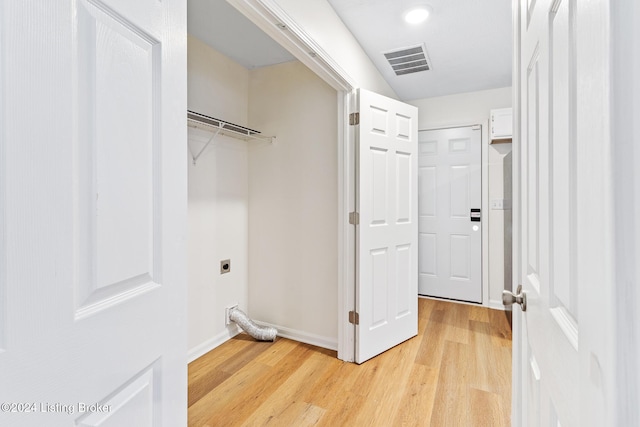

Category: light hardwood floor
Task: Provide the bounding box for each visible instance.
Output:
[188,298,512,427]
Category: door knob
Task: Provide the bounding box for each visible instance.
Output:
[502,285,527,311]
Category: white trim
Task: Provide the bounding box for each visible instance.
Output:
[0,0,5,353]
[188,322,339,365]
[481,120,490,307]
[418,295,497,310]
[418,122,483,131]
[611,1,640,425]
[257,321,339,351]
[226,0,356,362]
[342,89,358,362]
[511,0,523,425]
[188,325,242,363]
[337,91,355,362]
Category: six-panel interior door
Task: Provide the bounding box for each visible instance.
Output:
[516,0,581,424]
[355,89,418,364]
[417,126,482,303]
[0,0,187,425]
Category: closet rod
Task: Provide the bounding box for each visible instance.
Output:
[187,110,274,144]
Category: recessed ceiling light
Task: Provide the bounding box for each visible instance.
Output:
[404,6,431,25]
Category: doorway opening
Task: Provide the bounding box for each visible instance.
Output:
[417,125,483,303]
[186,0,352,365]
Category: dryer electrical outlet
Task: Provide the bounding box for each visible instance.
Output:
[220,259,231,274]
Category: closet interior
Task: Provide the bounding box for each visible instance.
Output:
[186,2,340,361]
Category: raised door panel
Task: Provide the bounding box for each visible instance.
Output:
[369,148,389,226]
[76,0,163,318]
[450,165,470,219]
[396,152,412,223]
[77,365,157,427]
[450,235,471,280]
[419,166,437,217]
[549,0,578,340]
[395,244,412,317]
[370,248,389,329]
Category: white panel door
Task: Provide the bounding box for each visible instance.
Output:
[513,0,612,425]
[0,0,187,426]
[355,89,418,364]
[418,126,482,303]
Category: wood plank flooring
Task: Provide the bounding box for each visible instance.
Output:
[188,298,512,427]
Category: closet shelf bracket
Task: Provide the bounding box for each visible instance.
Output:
[191,128,220,165]
[187,110,274,165]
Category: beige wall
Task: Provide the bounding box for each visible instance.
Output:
[187,36,338,359]
[409,87,513,127]
[187,35,248,124]
[248,61,338,346]
[187,35,251,358]
[409,87,513,309]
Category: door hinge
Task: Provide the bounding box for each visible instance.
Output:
[348,310,359,325]
[349,112,360,125]
[349,211,359,225]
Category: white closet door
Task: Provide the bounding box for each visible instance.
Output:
[0,0,187,425]
[355,89,418,364]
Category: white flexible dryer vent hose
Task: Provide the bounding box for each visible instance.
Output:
[228,307,277,341]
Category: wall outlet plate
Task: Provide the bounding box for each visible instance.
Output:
[491,199,505,210]
[490,199,512,210]
[225,304,239,326]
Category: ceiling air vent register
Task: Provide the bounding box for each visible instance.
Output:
[384,44,432,76]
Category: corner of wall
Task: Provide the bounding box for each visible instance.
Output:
[246,60,339,343]
[187,40,251,356]
[187,34,249,125]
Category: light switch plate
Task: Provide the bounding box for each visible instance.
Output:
[490,199,512,210]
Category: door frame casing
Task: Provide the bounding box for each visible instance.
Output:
[611,1,640,425]
[511,0,522,424]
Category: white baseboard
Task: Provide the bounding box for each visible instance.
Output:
[187,322,338,364]
[256,321,338,351]
[188,324,241,363]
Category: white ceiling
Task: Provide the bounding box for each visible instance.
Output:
[326,0,512,100]
[187,0,512,101]
[188,0,295,69]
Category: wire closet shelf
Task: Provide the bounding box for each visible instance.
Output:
[187,110,274,164]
